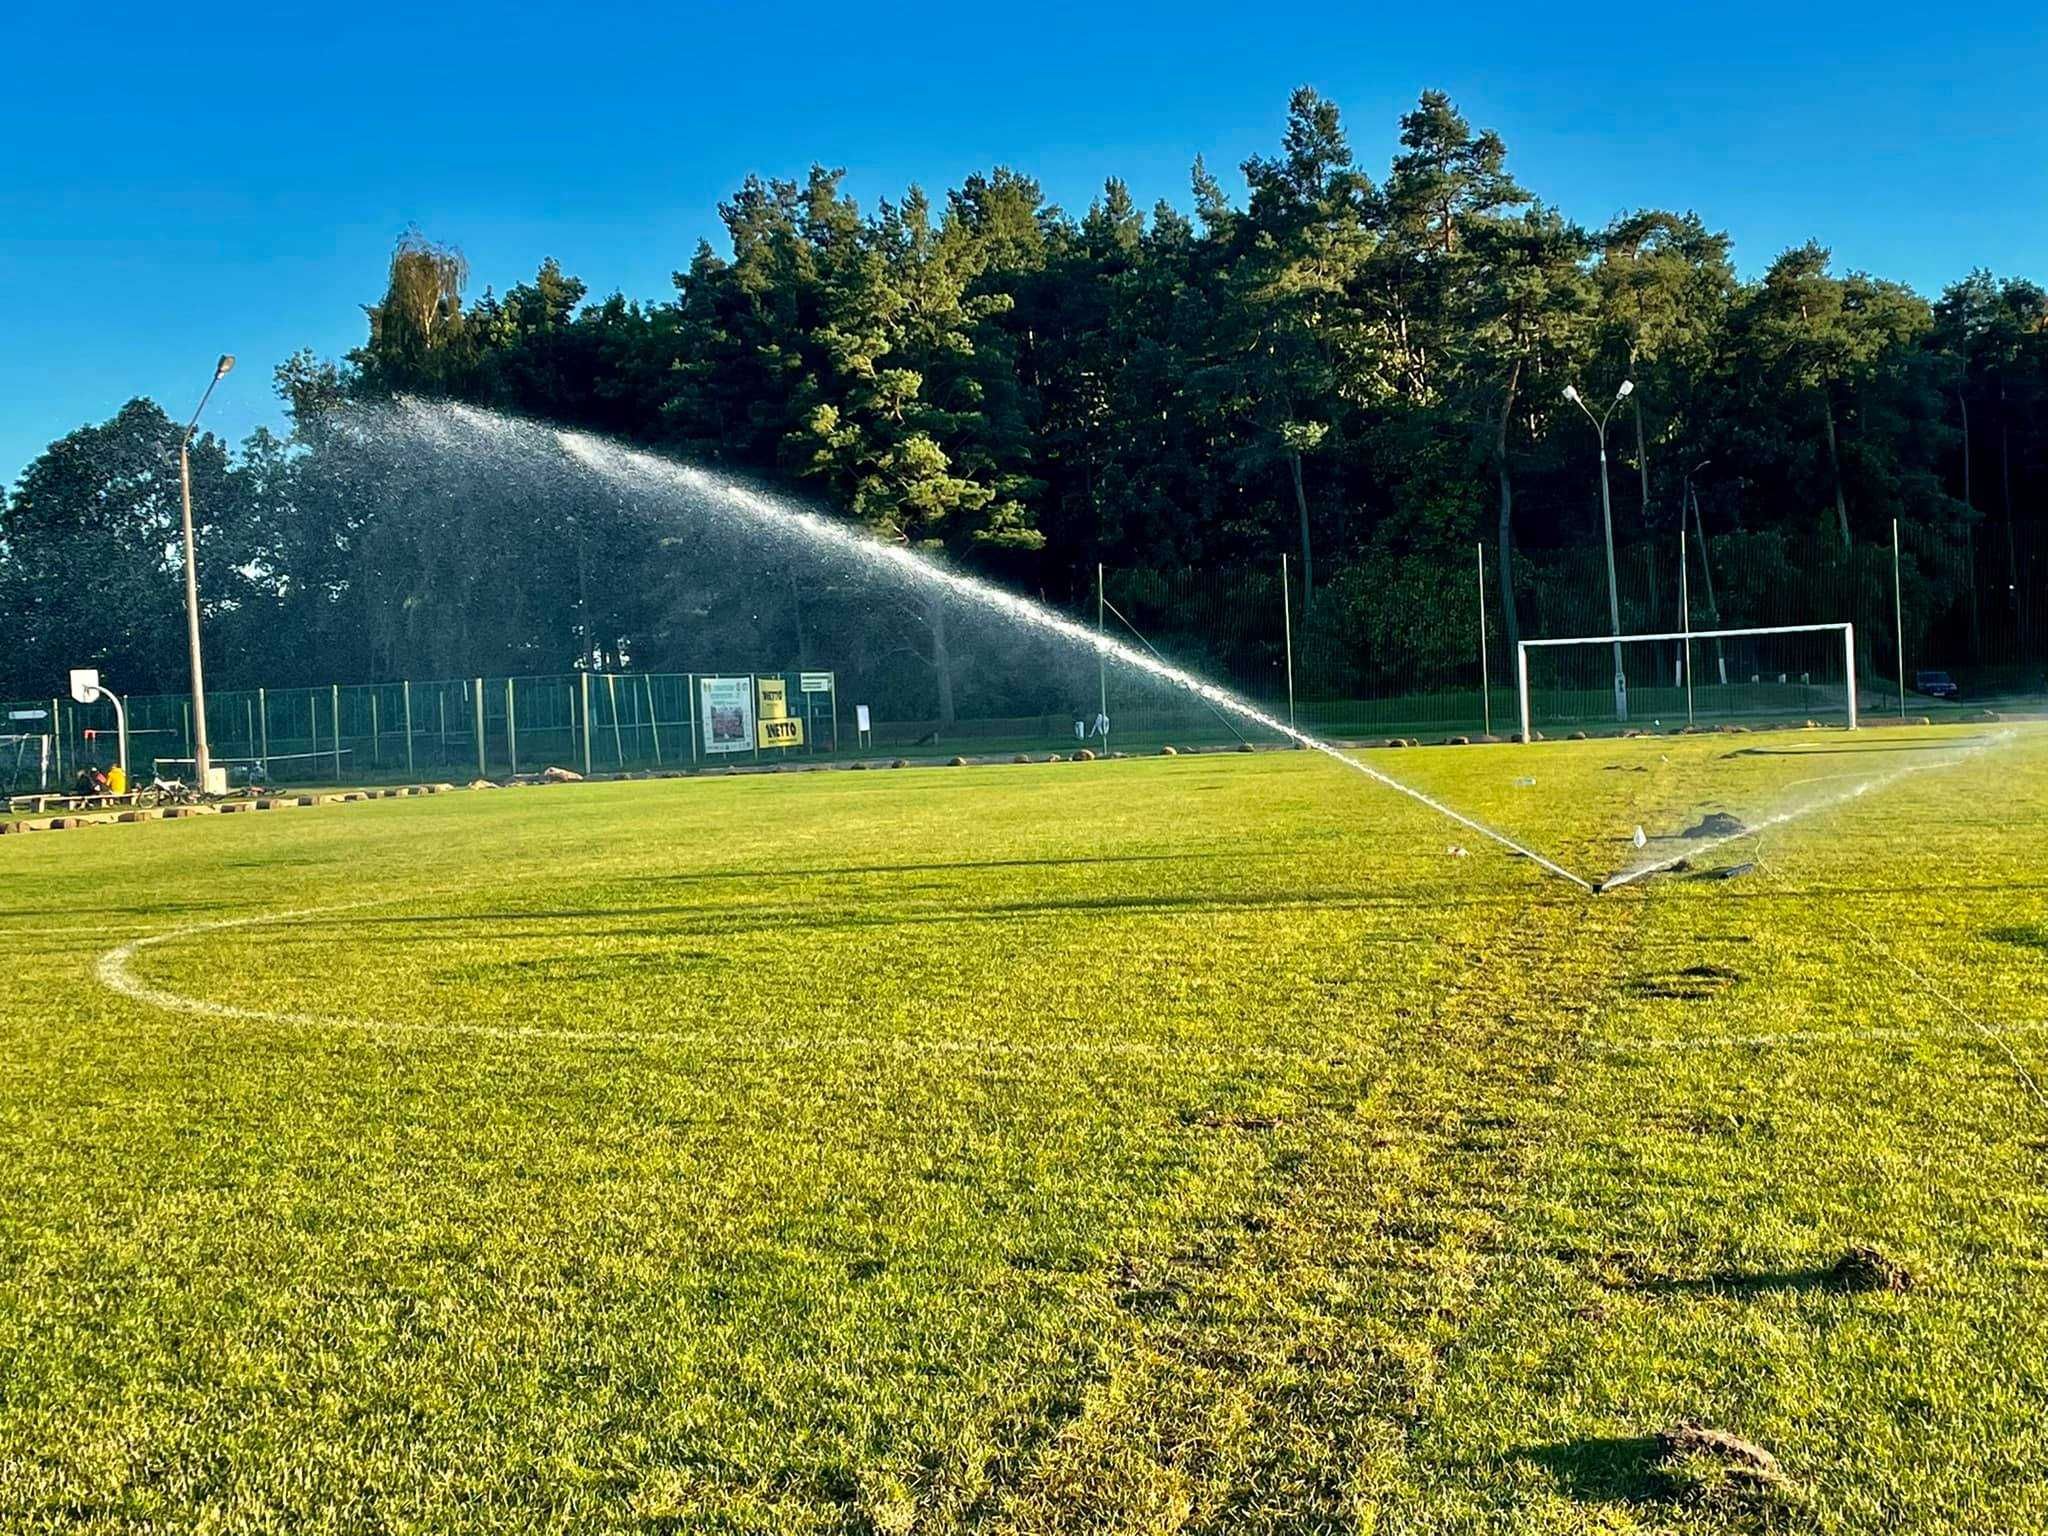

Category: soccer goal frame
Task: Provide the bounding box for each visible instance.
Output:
[1517,622,1857,743]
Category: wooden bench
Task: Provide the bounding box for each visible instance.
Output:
[5,792,140,815]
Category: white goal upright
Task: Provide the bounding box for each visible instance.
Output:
[1517,622,1858,741]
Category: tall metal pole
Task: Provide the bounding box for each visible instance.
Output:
[1096,562,1108,732]
[607,674,623,768]
[580,672,594,776]
[1476,542,1491,738]
[1681,527,1695,727]
[176,356,233,789]
[1281,551,1297,731]
[1893,519,1907,721]
[1567,381,1631,722]
[1595,419,1627,721]
[176,442,213,787]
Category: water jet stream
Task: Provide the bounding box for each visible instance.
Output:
[406,402,1591,889]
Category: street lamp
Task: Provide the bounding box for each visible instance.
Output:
[1563,377,1634,721]
[178,354,234,789]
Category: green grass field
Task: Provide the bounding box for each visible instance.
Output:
[3,727,2045,1533]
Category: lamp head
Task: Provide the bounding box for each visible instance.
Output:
[1616,379,1634,399]
[1562,384,1581,403]
[213,355,236,381]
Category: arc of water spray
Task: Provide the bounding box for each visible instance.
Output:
[516,414,1595,892]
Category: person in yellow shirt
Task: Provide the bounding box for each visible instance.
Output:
[106,763,127,795]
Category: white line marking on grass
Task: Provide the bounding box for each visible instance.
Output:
[95,901,1334,1062]
[1598,1020,2048,1054]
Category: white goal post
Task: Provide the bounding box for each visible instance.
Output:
[1517,622,1857,743]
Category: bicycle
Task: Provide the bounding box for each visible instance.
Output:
[134,776,205,809]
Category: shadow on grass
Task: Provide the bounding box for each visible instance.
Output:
[633,850,1287,885]
[1722,736,1989,758]
[1987,926,2047,952]
[304,888,1530,943]
[1515,1436,1666,1502]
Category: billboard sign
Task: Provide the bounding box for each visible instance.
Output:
[698,675,755,754]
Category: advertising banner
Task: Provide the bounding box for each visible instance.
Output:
[698,675,755,754]
[755,674,802,749]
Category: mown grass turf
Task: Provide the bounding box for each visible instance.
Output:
[2,727,2044,1533]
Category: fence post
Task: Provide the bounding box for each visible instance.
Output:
[687,674,699,763]
[1892,519,1906,721]
[506,679,519,776]
[1281,552,1297,733]
[473,678,486,779]
[645,674,662,765]
[607,674,623,769]
[51,699,63,783]
[370,691,380,769]
[1681,528,1694,728]
[1475,543,1490,738]
[257,687,269,764]
[1096,563,1108,734]
[183,701,192,760]
[581,672,594,776]
[402,681,414,776]
[331,684,342,779]
[831,673,840,753]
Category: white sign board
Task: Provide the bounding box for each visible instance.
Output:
[855,704,871,733]
[698,675,756,754]
[69,668,102,704]
[7,709,48,722]
[799,672,832,694]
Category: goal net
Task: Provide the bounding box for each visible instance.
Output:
[1518,623,1858,739]
[1,733,54,795]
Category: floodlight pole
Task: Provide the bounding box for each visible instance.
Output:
[177,355,234,788]
[1564,380,1633,721]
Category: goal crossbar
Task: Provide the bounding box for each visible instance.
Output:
[1517,622,1856,740]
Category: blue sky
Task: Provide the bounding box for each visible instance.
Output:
[5,1,2043,486]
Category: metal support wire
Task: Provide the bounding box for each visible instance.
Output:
[1097,592,1252,745]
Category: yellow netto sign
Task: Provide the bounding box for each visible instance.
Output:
[756,676,789,719]
[760,716,804,748]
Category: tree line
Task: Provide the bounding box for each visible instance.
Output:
[4,88,2044,711]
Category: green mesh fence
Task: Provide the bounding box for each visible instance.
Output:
[9,526,2041,788]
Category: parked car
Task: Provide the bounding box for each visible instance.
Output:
[1913,669,1960,699]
